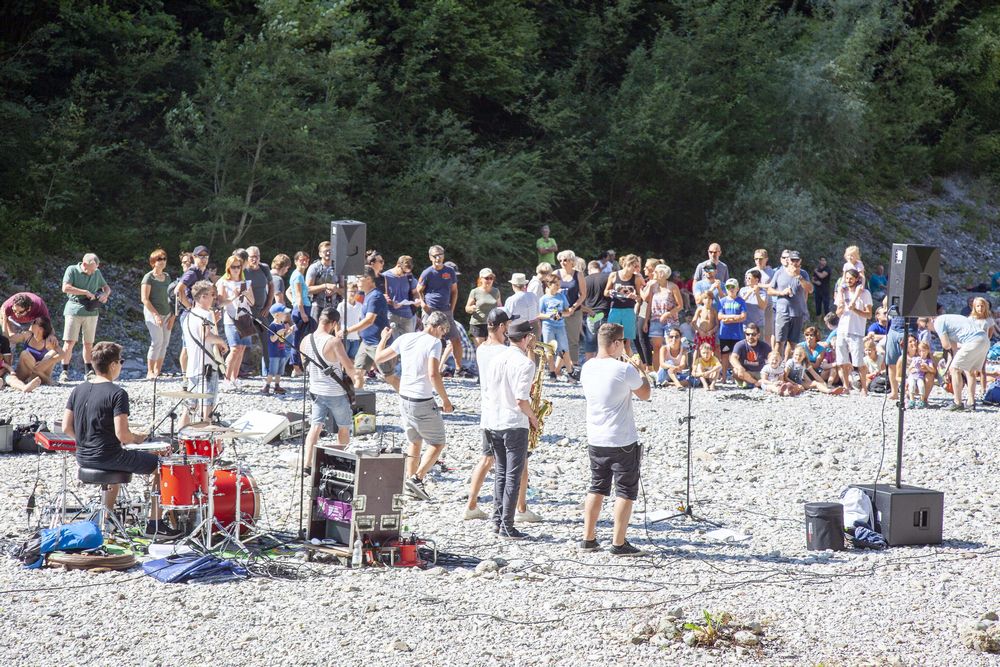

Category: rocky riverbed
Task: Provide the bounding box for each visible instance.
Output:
[1,372,998,666]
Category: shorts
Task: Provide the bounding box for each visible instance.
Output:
[835,333,865,367]
[344,338,361,360]
[79,449,158,475]
[185,372,219,410]
[951,336,990,372]
[774,312,803,344]
[398,396,446,445]
[389,313,416,334]
[423,309,462,342]
[353,342,397,375]
[588,444,641,501]
[648,319,677,340]
[469,323,488,339]
[264,356,288,377]
[608,307,637,339]
[310,392,353,432]
[542,326,569,355]
[719,338,740,354]
[63,314,99,344]
[885,328,904,366]
[223,320,253,347]
[694,332,716,350]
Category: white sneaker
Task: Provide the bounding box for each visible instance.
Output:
[58,370,70,383]
[463,507,489,521]
[516,509,543,523]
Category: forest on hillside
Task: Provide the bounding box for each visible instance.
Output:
[3,0,1000,276]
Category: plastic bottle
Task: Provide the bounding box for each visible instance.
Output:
[400,520,412,546]
[351,539,363,568]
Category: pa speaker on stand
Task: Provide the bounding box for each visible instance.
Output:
[330,220,367,276]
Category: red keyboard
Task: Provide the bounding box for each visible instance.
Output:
[35,431,77,452]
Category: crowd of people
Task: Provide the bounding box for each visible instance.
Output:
[0,234,997,548]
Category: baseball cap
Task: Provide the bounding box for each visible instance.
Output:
[444,261,460,275]
[270,303,290,316]
[486,307,520,328]
[703,264,717,272]
[507,320,535,340]
[479,267,495,279]
[193,245,210,257]
[509,272,528,286]
[725,278,739,288]
[788,250,801,260]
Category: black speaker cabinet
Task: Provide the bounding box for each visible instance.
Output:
[330,220,367,275]
[849,483,943,546]
[308,447,404,546]
[887,244,940,318]
[353,389,376,415]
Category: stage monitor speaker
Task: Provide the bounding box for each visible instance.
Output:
[887,244,940,318]
[228,410,289,444]
[330,220,367,276]
[849,483,943,546]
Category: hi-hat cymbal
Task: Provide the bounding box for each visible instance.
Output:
[160,390,213,400]
[183,422,232,432]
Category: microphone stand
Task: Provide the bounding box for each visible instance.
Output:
[653,339,721,527]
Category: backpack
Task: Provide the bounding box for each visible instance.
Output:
[984,380,1000,406]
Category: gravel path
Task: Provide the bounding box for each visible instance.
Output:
[1,374,998,666]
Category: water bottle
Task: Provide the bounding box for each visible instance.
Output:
[351,539,363,568]
[400,521,412,545]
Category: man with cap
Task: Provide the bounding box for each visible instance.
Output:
[175,245,210,387]
[717,277,747,381]
[374,310,454,501]
[347,266,399,391]
[465,309,542,529]
[263,302,296,394]
[929,312,991,411]
[504,273,540,336]
[767,249,813,359]
[693,242,730,284]
[692,263,723,309]
[478,314,540,538]
[417,246,464,371]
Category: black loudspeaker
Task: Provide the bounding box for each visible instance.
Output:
[887,244,940,318]
[330,220,367,275]
[849,484,943,546]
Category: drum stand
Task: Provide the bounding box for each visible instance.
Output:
[46,451,86,528]
[212,438,276,554]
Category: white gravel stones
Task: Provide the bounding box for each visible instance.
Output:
[1,371,999,665]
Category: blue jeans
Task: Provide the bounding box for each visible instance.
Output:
[291,310,316,368]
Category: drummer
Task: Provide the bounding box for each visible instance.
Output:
[63,341,178,538]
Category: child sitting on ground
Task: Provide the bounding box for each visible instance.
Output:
[861,338,886,392]
[761,350,799,396]
[786,345,845,395]
[263,303,296,395]
[906,340,936,408]
[691,342,721,390]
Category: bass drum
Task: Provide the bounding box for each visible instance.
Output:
[212,466,260,533]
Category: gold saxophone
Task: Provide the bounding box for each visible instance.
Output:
[528,340,557,450]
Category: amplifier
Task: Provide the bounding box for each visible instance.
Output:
[849,483,943,546]
[281,412,307,438]
[308,446,404,547]
[354,390,376,415]
[35,430,76,453]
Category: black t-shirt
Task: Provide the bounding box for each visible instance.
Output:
[584,273,610,312]
[732,339,771,373]
[812,265,831,294]
[66,382,129,463]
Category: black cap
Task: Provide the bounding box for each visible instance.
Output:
[703,264,717,272]
[507,320,534,340]
[788,250,801,260]
[193,245,209,256]
[486,307,519,329]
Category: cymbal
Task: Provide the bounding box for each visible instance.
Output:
[160,390,213,399]
[183,423,232,432]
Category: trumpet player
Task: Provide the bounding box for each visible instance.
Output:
[465,309,542,526]
[579,322,650,556]
[477,315,539,539]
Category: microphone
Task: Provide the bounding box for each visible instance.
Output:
[389,322,398,331]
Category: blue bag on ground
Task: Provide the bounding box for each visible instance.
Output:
[142,553,248,584]
[18,521,104,569]
[983,380,1000,405]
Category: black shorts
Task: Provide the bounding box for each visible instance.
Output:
[469,323,488,339]
[588,444,641,500]
[0,334,10,356]
[78,449,158,475]
[719,338,739,354]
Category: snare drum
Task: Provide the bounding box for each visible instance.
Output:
[125,436,173,454]
[158,456,209,508]
[212,466,260,532]
[179,427,225,459]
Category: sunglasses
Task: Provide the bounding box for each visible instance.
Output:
[196,254,209,259]
[231,264,243,269]
[154,256,167,262]
[667,334,680,339]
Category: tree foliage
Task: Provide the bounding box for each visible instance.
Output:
[2,0,998,276]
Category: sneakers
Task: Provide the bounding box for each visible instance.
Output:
[570,367,581,381]
[610,540,643,557]
[916,399,926,409]
[143,521,182,540]
[907,399,915,409]
[262,386,271,395]
[463,507,489,521]
[516,509,542,523]
[405,475,432,501]
[578,539,601,552]
[548,371,558,381]
[558,369,570,383]
[945,402,965,412]
[59,370,70,383]
[498,525,528,540]
[273,386,286,395]
[85,369,96,381]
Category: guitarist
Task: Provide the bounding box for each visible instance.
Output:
[59,253,111,383]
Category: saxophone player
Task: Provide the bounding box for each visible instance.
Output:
[579,322,650,555]
[477,316,539,539]
[465,309,542,525]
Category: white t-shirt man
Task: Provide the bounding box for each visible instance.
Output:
[836,285,872,337]
[183,305,215,379]
[504,290,539,324]
[579,357,643,448]
[479,345,534,431]
[390,331,442,399]
[476,343,508,428]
